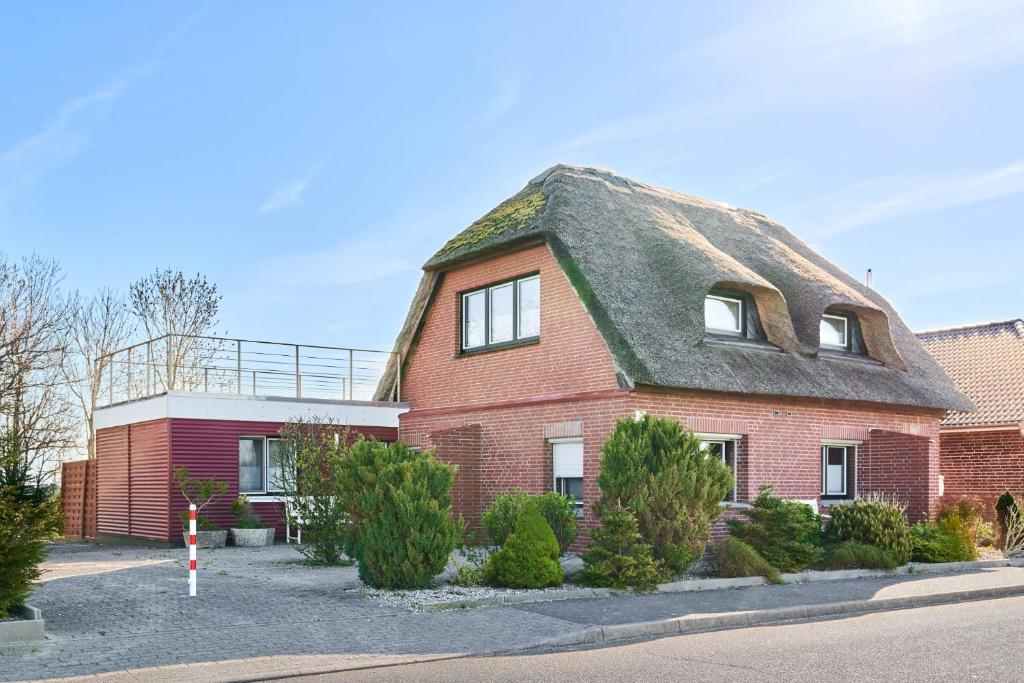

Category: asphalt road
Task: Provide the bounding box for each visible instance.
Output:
[307,596,1024,682]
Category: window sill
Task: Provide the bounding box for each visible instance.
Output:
[703,336,782,353]
[244,494,288,503]
[819,497,856,507]
[458,336,540,357]
[719,501,752,509]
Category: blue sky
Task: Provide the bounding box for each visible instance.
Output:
[2,1,1023,351]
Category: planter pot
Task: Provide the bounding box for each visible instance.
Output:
[230,527,275,547]
[0,605,44,648]
[182,530,228,548]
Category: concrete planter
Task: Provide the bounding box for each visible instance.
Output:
[230,527,275,546]
[182,530,228,548]
[0,605,44,647]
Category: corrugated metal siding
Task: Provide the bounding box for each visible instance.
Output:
[127,420,170,540]
[169,419,396,536]
[96,426,130,535]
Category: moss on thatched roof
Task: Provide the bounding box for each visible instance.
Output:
[378,165,972,413]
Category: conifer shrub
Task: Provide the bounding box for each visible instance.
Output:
[486,502,563,589]
[996,491,1020,546]
[0,431,63,615]
[482,491,579,553]
[579,502,664,592]
[340,440,464,589]
[909,522,972,563]
[819,541,899,570]
[709,537,781,583]
[596,415,732,576]
[824,494,912,566]
[726,486,823,572]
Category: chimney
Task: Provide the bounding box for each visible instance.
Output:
[866,268,873,288]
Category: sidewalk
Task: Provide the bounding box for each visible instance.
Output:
[3,544,1022,682]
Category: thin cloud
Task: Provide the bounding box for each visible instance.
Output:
[259,158,331,213]
[558,1,1024,152]
[801,159,1024,238]
[0,68,149,210]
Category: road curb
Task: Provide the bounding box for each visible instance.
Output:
[529,583,1024,650]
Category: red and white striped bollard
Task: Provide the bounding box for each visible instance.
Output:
[188,503,197,596]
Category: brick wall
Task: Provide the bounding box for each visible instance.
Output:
[430,424,484,529]
[400,243,621,410]
[938,427,1024,519]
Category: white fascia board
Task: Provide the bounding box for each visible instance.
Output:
[94,391,408,430]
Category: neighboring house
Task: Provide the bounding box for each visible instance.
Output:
[91,336,406,544]
[377,164,972,533]
[917,320,1024,516]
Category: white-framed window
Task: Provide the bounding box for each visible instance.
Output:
[461,274,540,351]
[552,438,584,516]
[820,313,849,349]
[705,294,743,334]
[821,444,853,497]
[239,436,287,495]
[700,438,738,502]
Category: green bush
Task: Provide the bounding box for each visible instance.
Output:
[230,495,264,529]
[825,494,912,566]
[277,421,353,565]
[996,491,1020,546]
[173,467,228,532]
[486,502,563,589]
[910,522,973,563]
[596,415,732,575]
[482,491,528,547]
[935,502,981,561]
[580,502,664,592]
[709,537,781,583]
[482,491,579,553]
[819,541,899,570]
[976,520,998,548]
[726,487,823,572]
[0,431,64,615]
[343,440,464,589]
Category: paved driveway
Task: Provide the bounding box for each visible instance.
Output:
[1,543,578,681]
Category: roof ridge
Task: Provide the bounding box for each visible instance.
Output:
[916,318,1024,336]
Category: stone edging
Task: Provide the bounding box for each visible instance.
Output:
[417,558,1024,612]
[0,604,45,650]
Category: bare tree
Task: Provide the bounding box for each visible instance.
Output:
[63,289,135,458]
[0,254,76,481]
[129,269,222,391]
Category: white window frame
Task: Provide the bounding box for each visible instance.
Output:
[461,274,540,351]
[820,313,849,349]
[820,443,855,497]
[699,435,740,503]
[705,294,744,334]
[239,436,287,496]
[551,437,584,516]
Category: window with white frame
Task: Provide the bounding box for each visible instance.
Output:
[552,439,584,516]
[462,274,540,351]
[700,438,738,502]
[820,313,849,349]
[705,294,743,335]
[239,436,287,495]
[821,444,854,497]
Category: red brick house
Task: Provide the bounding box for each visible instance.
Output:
[917,319,1024,517]
[376,164,972,532]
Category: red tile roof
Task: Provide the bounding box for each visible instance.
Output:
[917,319,1024,427]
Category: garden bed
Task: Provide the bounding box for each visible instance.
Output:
[361,557,1024,612]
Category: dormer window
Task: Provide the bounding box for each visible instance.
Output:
[820,313,850,350]
[705,294,743,335]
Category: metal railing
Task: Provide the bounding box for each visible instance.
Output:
[96,334,399,407]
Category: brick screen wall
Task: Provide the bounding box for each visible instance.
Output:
[938,427,1024,519]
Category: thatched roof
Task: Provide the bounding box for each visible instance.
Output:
[917,319,1024,426]
[378,164,972,412]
